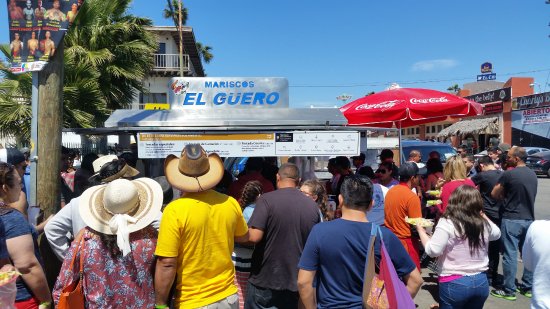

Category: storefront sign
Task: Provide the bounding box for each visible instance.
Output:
[477,73,496,81]
[466,87,511,104]
[514,92,550,110]
[137,131,360,158]
[168,77,289,109]
[480,62,493,74]
[6,0,83,73]
[521,107,550,125]
[483,102,503,115]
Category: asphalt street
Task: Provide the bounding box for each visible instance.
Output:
[414,176,549,308]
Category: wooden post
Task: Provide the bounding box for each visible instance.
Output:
[37,41,64,217]
[178,0,184,77]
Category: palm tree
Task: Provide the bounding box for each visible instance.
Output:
[0,0,157,142]
[196,42,213,64]
[164,0,214,65]
[65,0,157,110]
[0,46,32,144]
[447,84,461,95]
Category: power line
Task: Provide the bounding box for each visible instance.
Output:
[289,68,550,88]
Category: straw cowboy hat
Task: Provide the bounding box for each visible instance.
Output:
[90,156,139,183]
[164,144,224,192]
[79,178,162,255]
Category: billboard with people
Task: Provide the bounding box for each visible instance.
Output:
[6,0,83,73]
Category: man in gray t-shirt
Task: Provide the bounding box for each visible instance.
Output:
[246,163,320,309]
[491,146,537,300]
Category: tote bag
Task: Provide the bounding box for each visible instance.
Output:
[58,231,85,309]
[363,224,415,309]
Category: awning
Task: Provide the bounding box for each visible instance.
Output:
[66,108,351,135]
[437,116,499,138]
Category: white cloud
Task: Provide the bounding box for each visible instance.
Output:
[411,59,458,72]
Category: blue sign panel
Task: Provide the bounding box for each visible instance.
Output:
[477,73,497,81]
[480,62,493,74]
[168,77,289,109]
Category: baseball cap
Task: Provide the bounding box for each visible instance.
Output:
[352,153,366,161]
[498,143,511,152]
[0,148,26,165]
[398,162,427,178]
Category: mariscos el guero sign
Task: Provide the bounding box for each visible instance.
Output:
[168,77,289,109]
[6,0,83,73]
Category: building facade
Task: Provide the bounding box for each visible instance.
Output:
[131,25,205,109]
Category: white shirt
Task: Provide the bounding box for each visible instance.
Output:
[45,196,162,261]
[424,217,501,277]
[523,220,550,309]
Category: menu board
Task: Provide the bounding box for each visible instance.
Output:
[274,132,360,156]
[137,131,360,158]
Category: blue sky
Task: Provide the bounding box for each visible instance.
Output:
[2,1,550,107]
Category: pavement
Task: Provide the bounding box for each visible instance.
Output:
[414,176,550,309]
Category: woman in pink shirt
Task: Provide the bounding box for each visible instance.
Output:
[417,185,501,309]
[437,156,475,213]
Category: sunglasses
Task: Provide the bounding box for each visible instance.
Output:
[375,169,387,174]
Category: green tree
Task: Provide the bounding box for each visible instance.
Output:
[65,0,157,110]
[0,0,157,142]
[164,0,214,65]
[447,84,461,95]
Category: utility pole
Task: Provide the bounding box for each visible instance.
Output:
[37,41,64,218]
[177,0,184,77]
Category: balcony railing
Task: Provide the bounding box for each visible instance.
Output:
[153,53,190,72]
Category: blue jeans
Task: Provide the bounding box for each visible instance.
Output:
[244,282,298,309]
[439,273,489,309]
[501,218,534,294]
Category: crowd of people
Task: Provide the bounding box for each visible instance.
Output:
[0,143,548,309]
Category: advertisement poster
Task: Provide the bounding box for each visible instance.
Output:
[137,131,360,158]
[7,0,84,73]
[522,107,550,125]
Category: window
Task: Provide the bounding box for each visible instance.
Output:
[437,125,443,131]
[401,129,405,135]
[140,92,167,104]
[415,128,420,134]
[157,42,166,54]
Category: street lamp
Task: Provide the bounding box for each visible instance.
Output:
[336,94,352,105]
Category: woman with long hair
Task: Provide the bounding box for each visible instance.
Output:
[417,185,501,309]
[300,179,332,221]
[0,162,51,308]
[437,156,475,213]
[233,180,262,309]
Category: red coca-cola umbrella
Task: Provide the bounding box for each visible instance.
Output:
[339,87,483,159]
[340,87,483,128]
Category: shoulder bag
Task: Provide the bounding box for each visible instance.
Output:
[363,224,415,309]
[58,230,85,309]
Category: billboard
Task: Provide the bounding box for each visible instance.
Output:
[6,0,83,73]
[168,77,289,109]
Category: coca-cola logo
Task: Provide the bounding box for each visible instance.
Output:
[410,97,449,104]
[355,100,403,111]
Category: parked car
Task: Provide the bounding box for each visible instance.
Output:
[401,140,457,164]
[524,147,550,156]
[525,151,550,177]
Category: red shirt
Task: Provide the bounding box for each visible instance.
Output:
[439,179,476,212]
[228,172,275,200]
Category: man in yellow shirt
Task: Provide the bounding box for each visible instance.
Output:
[155,144,249,309]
